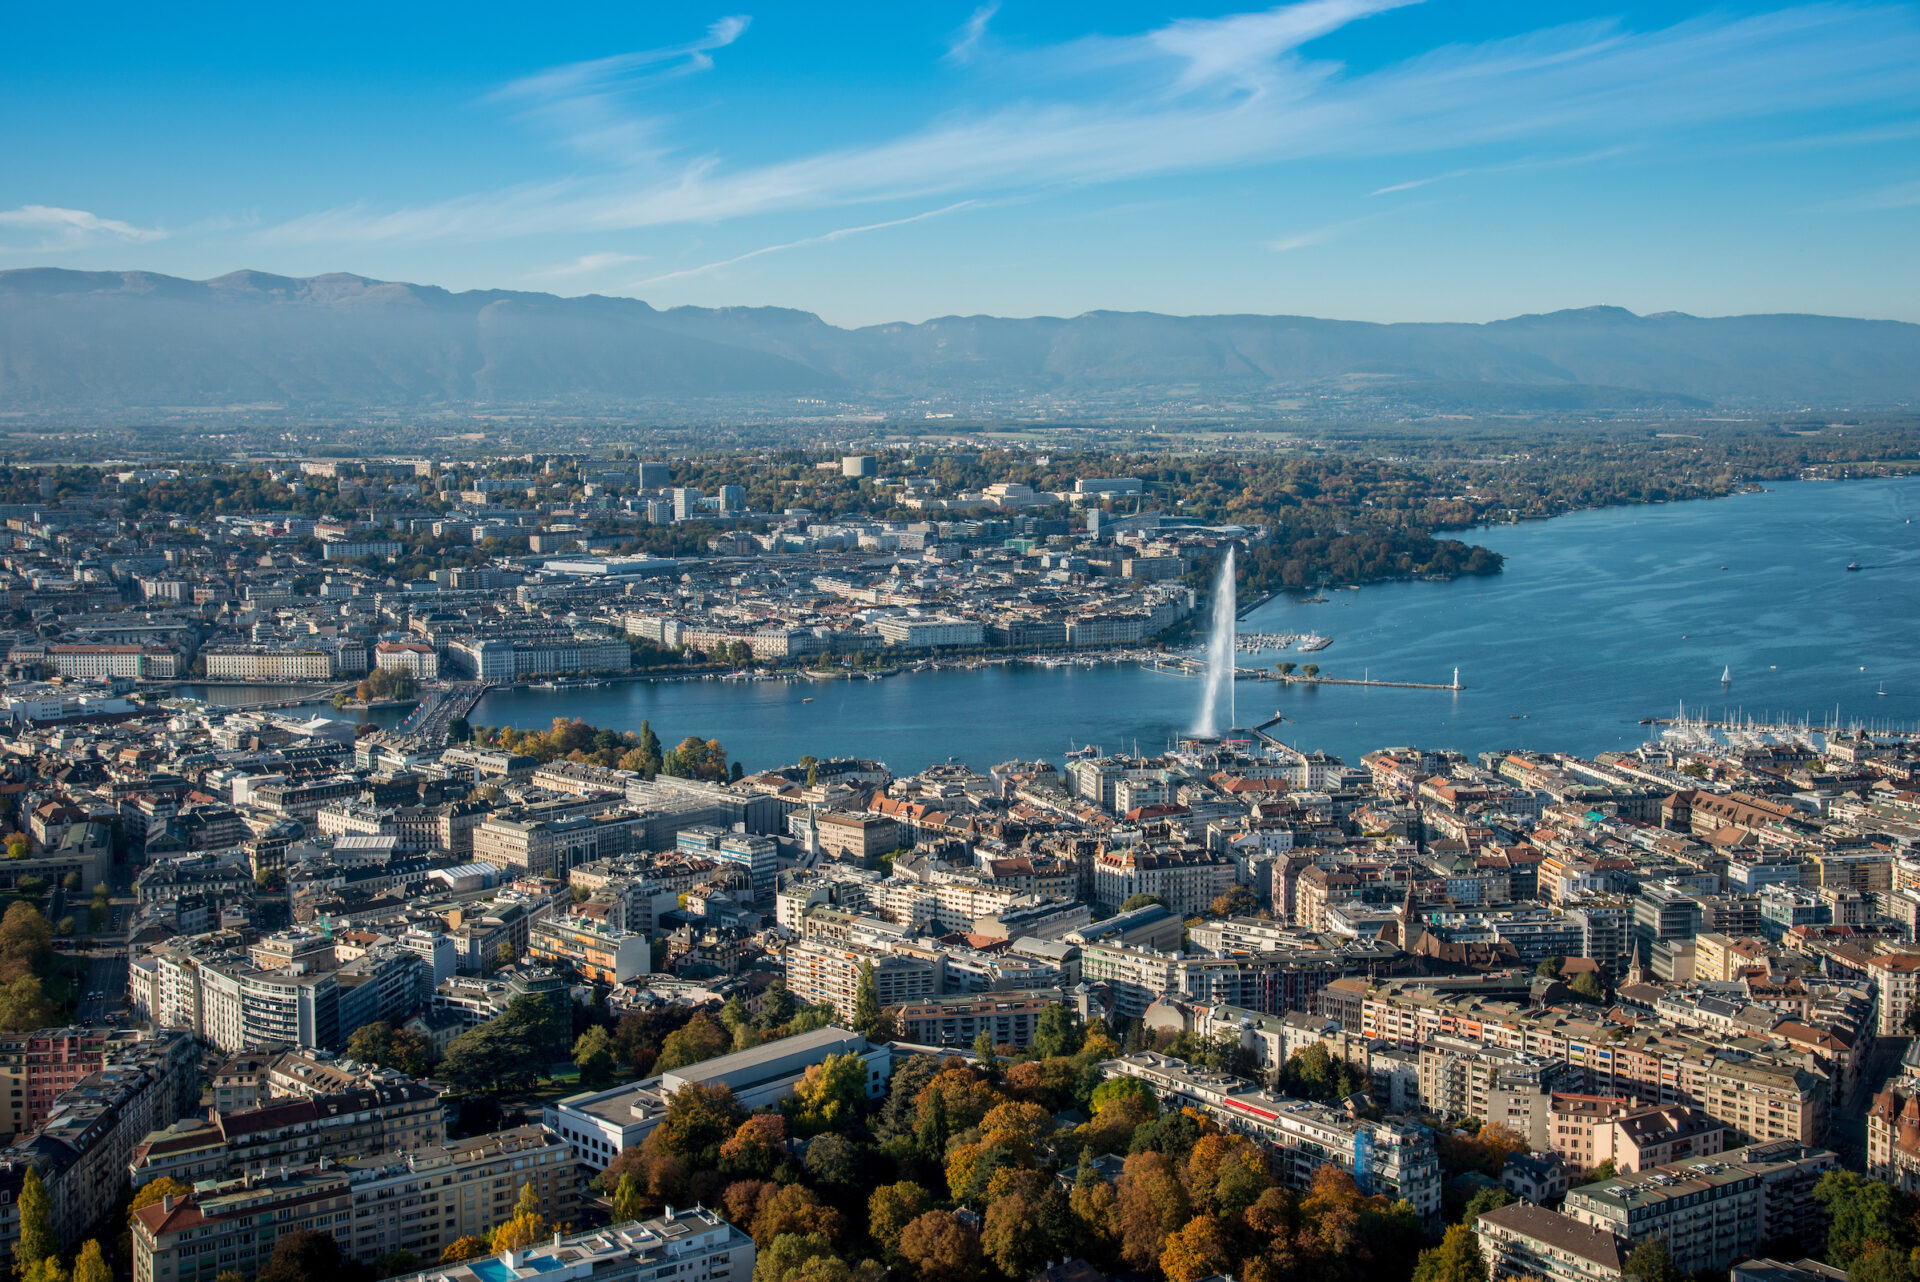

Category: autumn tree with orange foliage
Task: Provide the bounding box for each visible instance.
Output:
[1437,1122,1530,1178]
[895,1211,982,1282]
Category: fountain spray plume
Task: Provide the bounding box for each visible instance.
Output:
[1195,545,1236,738]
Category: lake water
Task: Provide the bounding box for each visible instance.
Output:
[463,476,1920,774]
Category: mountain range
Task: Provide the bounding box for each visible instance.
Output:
[3,267,1917,417]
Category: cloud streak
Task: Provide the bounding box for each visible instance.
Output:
[1369,145,1633,196]
[528,251,649,278]
[259,2,1920,249]
[0,205,166,249]
[946,3,999,65]
[633,201,981,286]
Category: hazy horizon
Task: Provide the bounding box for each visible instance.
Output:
[4,1,1919,327]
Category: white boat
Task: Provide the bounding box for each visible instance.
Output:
[1721,666,1731,684]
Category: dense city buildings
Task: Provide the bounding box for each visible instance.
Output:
[7,452,1920,1282]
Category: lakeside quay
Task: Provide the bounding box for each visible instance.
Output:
[458,476,1920,772]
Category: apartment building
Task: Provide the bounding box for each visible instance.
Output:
[373,640,439,679]
[1079,940,1375,1019]
[1416,1037,1575,1148]
[1866,1085,1920,1191]
[893,990,1059,1049]
[18,1032,201,1255]
[1562,1143,1837,1274]
[1091,846,1235,916]
[128,943,424,1054]
[783,939,937,1015]
[43,644,177,680]
[528,915,649,984]
[127,1082,444,1187]
[445,636,631,680]
[1100,1051,1442,1227]
[866,875,1023,933]
[1357,981,1825,1145]
[812,811,904,863]
[1549,1095,1635,1172]
[0,1028,151,1143]
[1864,953,1920,1036]
[472,810,643,878]
[383,1208,756,1282]
[200,646,334,681]
[133,1126,581,1281]
[1477,1202,1627,1282]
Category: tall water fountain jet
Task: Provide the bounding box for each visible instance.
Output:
[1195,546,1236,737]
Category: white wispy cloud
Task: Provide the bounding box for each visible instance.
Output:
[492,17,750,165]
[258,2,1920,248]
[496,17,750,102]
[0,204,166,248]
[633,201,981,286]
[529,251,649,278]
[946,3,999,65]
[1369,145,1632,196]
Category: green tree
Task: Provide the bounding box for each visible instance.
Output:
[1568,971,1607,1004]
[1850,1249,1920,1282]
[1462,1186,1515,1223]
[1033,1002,1083,1059]
[0,902,53,971]
[803,1133,862,1189]
[491,1183,548,1253]
[1278,1042,1366,1102]
[1091,1076,1158,1116]
[1623,1238,1682,1282]
[15,1167,54,1279]
[657,1013,730,1072]
[441,1237,492,1263]
[345,1021,432,1076]
[852,961,881,1037]
[753,1233,843,1282]
[612,1173,645,1225]
[258,1230,341,1282]
[442,1020,539,1094]
[1535,956,1565,978]
[129,1178,192,1219]
[1118,894,1168,913]
[1210,885,1259,918]
[447,716,472,743]
[915,1088,951,1170]
[868,1182,930,1260]
[70,1242,110,1282]
[1412,1224,1488,1282]
[372,1252,419,1279]
[1817,1171,1915,1269]
[574,1025,617,1088]
[653,1082,746,1169]
[788,1053,867,1135]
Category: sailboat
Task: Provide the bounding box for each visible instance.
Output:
[1721,666,1731,685]
[1879,681,1889,697]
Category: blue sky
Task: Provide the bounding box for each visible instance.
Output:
[3,0,1918,325]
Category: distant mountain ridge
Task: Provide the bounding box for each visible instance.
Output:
[2,267,1916,415]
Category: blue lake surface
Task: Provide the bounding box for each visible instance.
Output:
[459,476,1920,774]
